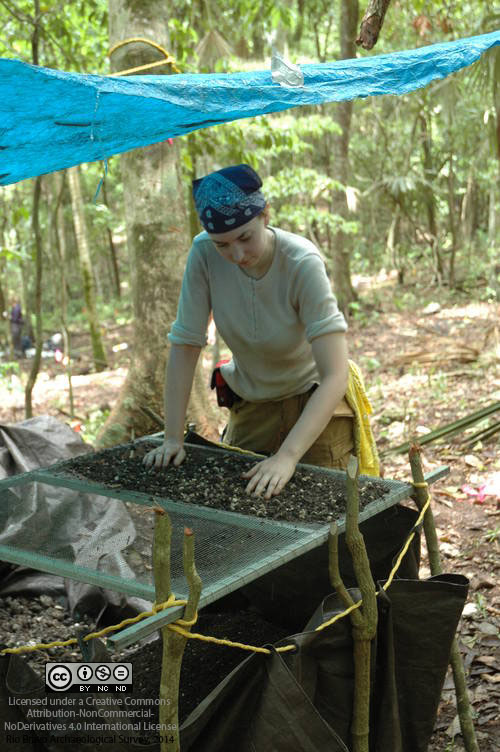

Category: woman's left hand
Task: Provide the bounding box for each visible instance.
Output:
[242,452,297,500]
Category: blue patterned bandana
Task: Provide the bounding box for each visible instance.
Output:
[192,164,266,233]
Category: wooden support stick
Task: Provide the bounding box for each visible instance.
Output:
[345,455,378,752]
[328,521,363,625]
[409,444,479,752]
[153,508,172,605]
[154,516,201,752]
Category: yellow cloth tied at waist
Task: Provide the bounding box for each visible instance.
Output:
[345,360,380,477]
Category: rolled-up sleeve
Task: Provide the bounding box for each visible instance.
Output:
[293,253,347,341]
[168,240,211,347]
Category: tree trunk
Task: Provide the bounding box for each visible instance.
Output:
[490,49,500,251]
[102,181,121,298]
[67,166,108,372]
[330,0,358,313]
[24,0,43,417]
[460,169,475,245]
[419,108,444,279]
[20,252,34,341]
[24,175,43,418]
[386,204,403,283]
[356,0,392,50]
[53,171,75,417]
[292,0,305,44]
[0,259,8,350]
[488,185,497,245]
[447,151,459,288]
[99,0,218,448]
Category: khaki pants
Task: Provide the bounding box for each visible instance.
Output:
[224,387,355,470]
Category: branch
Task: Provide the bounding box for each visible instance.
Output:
[345,455,378,752]
[153,507,172,603]
[0,0,34,26]
[160,527,202,752]
[329,521,361,618]
[356,0,392,50]
[345,456,377,641]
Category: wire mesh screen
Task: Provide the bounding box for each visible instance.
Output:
[0,441,415,606]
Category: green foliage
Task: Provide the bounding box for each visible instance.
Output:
[264,167,359,238]
[0,0,108,71]
[484,525,500,543]
[0,360,20,384]
[168,17,198,67]
[81,406,111,445]
[64,295,132,331]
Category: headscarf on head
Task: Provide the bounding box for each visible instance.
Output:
[192,164,266,233]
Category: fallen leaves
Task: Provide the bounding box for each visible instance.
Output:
[391,343,479,367]
[464,454,484,470]
[480,673,500,684]
[477,622,500,637]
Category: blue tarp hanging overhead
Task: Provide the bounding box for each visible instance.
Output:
[0,30,499,186]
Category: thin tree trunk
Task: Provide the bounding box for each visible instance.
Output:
[99,0,218,447]
[186,136,201,241]
[460,169,475,245]
[20,253,34,341]
[292,0,305,43]
[330,0,358,313]
[67,165,108,372]
[53,171,75,417]
[24,0,43,418]
[447,151,459,288]
[0,258,8,350]
[386,204,403,282]
[488,185,497,245]
[419,108,444,279]
[24,175,43,418]
[102,181,121,298]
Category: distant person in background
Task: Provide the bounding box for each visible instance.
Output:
[10,300,24,357]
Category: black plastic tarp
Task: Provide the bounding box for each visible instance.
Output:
[180,574,469,752]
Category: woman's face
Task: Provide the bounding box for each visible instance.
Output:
[208,209,270,271]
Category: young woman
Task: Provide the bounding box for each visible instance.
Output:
[143,164,356,499]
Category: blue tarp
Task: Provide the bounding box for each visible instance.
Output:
[0,30,499,185]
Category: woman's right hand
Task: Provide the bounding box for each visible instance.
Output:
[143,439,186,470]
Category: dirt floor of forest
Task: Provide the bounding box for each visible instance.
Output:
[0,275,499,751]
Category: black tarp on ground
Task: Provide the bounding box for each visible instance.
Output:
[0,416,149,618]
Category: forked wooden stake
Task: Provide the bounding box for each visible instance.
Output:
[329,455,378,752]
[153,509,202,752]
[409,444,479,752]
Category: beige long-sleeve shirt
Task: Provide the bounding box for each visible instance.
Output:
[168,227,347,403]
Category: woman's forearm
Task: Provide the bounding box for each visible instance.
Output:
[278,370,348,463]
[164,344,201,442]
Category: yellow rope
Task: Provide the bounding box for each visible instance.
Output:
[167,624,296,654]
[314,599,363,633]
[217,441,264,458]
[0,594,187,656]
[1,484,431,658]
[107,37,181,76]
